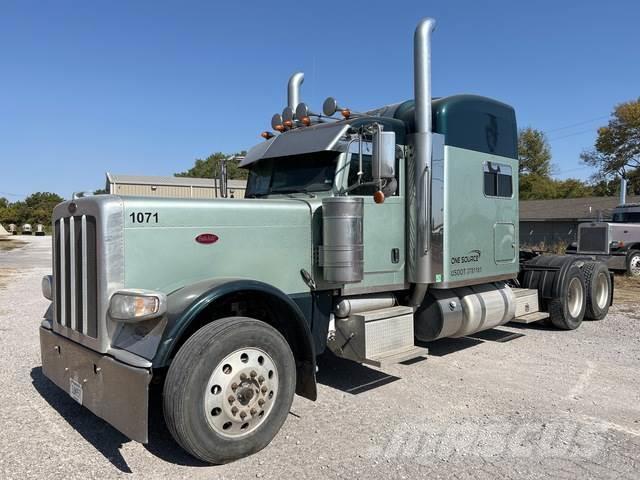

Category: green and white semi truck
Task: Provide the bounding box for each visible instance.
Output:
[39,18,613,464]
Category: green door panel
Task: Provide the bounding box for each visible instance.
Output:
[494,223,516,263]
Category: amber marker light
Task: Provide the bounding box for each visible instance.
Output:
[274,124,285,132]
[283,120,293,128]
[373,190,385,204]
[301,116,311,126]
[261,131,274,139]
[341,109,351,119]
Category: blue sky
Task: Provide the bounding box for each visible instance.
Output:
[1,1,639,200]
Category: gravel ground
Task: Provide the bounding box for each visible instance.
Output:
[1,236,639,479]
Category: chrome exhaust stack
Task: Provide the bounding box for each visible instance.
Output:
[287,72,304,113]
[409,17,437,306]
[620,176,627,205]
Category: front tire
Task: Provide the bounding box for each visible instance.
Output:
[163,317,296,464]
[626,250,640,277]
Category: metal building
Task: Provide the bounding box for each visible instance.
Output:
[520,195,640,247]
[106,173,247,199]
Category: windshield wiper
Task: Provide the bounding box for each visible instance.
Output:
[269,188,316,198]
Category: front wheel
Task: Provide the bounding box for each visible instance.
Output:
[626,250,640,277]
[163,317,296,464]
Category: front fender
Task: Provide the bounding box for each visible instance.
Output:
[152,278,317,400]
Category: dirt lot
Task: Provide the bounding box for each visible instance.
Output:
[0,236,639,479]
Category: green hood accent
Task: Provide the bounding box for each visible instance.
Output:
[121,197,313,294]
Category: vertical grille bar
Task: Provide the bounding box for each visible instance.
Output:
[85,216,98,338]
[54,219,61,325]
[54,214,99,339]
[81,215,89,336]
[69,216,77,330]
[59,218,66,326]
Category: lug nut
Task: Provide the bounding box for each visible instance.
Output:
[258,375,264,384]
[258,399,265,407]
[250,408,257,416]
[231,406,238,415]
[228,395,235,404]
[240,373,247,381]
[231,382,238,391]
[261,386,268,394]
[240,411,247,419]
[250,370,257,378]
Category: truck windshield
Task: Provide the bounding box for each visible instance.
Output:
[612,211,640,223]
[244,151,339,197]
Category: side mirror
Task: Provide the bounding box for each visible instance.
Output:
[372,128,396,182]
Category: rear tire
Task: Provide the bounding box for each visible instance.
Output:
[548,265,586,330]
[626,250,640,277]
[582,261,611,320]
[163,317,296,464]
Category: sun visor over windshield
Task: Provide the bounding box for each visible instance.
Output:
[239,123,351,167]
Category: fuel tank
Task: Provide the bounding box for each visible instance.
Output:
[414,282,515,341]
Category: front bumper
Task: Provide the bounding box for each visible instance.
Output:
[39,326,152,443]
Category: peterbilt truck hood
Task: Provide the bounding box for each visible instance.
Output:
[121,196,314,295]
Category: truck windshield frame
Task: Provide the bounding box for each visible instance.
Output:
[612,211,640,223]
[244,151,339,197]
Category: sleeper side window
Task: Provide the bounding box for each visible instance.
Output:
[483,161,513,198]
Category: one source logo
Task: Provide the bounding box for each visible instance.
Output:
[451,249,481,265]
[195,233,219,245]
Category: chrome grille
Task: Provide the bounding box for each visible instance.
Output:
[578,226,608,253]
[54,215,98,337]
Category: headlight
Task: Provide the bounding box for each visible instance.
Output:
[41,275,53,300]
[109,290,167,322]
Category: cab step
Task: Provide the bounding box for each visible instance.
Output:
[509,287,549,324]
[327,305,426,366]
[511,311,550,324]
[362,345,428,368]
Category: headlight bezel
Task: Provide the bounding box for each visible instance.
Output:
[108,289,167,323]
[41,275,53,301]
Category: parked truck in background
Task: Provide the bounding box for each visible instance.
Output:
[570,202,640,276]
[38,18,614,464]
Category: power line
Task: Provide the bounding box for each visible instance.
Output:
[548,128,596,141]
[544,115,609,134]
[0,191,27,198]
[553,165,592,175]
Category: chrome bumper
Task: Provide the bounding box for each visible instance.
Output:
[39,326,152,443]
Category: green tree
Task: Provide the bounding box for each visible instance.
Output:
[176,151,248,180]
[518,127,553,176]
[519,174,557,200]
[1,192,64,226]
[555,178,593,199]
[581,98,640,181]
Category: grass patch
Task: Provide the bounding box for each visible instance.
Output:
[613,274,640,304]
[0,268,18,290]
[0,237,27,251]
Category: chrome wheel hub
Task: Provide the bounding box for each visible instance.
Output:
[630,256,640,276]
[567,277,584,318]
[595,272,609,310]
[205,347,278,438]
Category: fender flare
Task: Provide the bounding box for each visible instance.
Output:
[520,254,588,301]
[153,278,317,400]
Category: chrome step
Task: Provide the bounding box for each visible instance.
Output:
[363,345,428,368]
[511,311,550,324]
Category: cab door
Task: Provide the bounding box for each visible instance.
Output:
[342,141,405,292]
